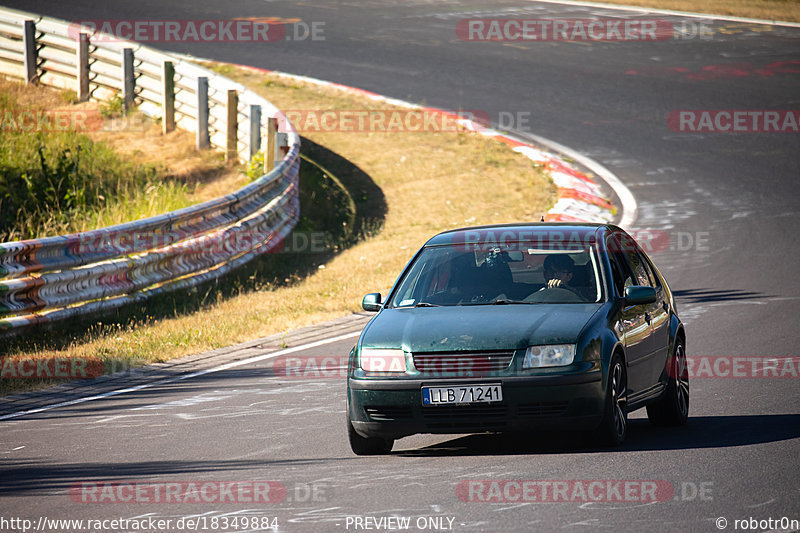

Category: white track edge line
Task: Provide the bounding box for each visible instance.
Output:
[0,330,361,422]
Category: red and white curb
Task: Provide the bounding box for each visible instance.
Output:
[528,0,800,28]
[230,63,634,227]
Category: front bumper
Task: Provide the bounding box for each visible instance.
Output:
[348,371,604,439]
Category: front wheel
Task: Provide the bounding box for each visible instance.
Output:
[347,413,394,455]
[595,355,628,446]
[647,339,689,426]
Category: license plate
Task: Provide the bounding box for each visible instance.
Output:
[422,384,503,405]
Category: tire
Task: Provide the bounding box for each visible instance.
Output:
[347,413,394,455]
[595,355,628,446]
[647,338,689,426]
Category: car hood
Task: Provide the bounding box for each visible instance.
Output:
[361,304,602,352]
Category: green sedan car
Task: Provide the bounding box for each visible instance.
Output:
[346,223,688,454]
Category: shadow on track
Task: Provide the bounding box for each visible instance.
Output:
[393,414,800,456]
[673,288,767,304]
[0,367,340,420]
[0,457,353,496]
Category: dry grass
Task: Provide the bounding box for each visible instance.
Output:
[2,63,556,393]
[598,0,800,22]
[88,113,245,202]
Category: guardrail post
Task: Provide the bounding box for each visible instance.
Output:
[162,61,175,134]
[276,132,289,159]
[265,117,277,172]
[196,77,210,149]
[23,20,38,84]
[122,48,135,113]
[226,89,238,163]
[249,105,261,160]
[76,33,90,101]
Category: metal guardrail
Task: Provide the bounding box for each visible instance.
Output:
[0,7,301,334]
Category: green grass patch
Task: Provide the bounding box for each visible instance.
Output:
[0,79,194,241]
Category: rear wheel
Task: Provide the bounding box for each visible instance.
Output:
[347,413,394,455]
[647,339,689,426]
[595,355,628,446]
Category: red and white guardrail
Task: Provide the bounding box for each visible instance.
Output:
[0,6,300,334]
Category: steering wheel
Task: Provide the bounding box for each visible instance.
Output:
[525,287,583,303]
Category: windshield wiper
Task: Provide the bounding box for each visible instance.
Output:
[458,299,528,306]
[414,302,440,307]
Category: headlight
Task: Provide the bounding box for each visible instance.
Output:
[358,348,406,373]
[522,344,576,368]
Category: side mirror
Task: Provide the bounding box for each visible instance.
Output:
[362,292,383,312]
[624,285,657,305]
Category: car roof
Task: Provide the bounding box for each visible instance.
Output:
[425,222,616,246]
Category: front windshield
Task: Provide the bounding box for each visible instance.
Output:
[390,244,602,307]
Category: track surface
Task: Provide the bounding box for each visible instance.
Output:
[2,1,799,531]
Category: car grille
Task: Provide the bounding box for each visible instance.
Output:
[412,351,514,374]
[517,401,570,417]
[365,406,413,421]
[422,404,509,430]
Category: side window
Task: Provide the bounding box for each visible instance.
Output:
[636,250,661,289]
[607,236,634,297]
[617,233,653,287]
[625,250,652,287]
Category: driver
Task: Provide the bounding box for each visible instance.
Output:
[543,255,575,289]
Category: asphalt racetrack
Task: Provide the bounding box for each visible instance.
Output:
[1,1,799,531]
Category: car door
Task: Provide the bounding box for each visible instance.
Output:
[617,232,668,393]
[607,234,652,395]
[636,247,671,384]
